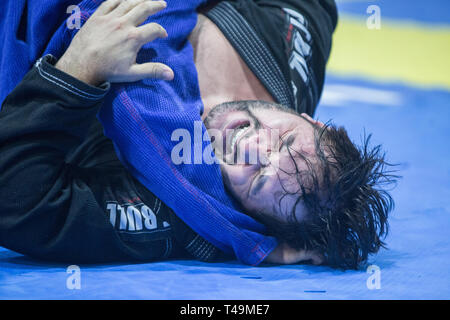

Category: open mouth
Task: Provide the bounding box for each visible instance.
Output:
[230,123,250,156]
[222,120,251,161]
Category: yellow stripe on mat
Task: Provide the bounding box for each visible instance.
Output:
[327,15,450,89]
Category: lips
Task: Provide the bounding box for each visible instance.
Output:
[221,119,251,161]
[222,119,250,134]
[230,124,250,157]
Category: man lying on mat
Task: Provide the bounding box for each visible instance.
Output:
[0,0,396,269]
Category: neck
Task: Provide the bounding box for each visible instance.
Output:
[189,14,275,120]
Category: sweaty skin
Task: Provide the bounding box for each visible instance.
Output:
[189,15,276,120]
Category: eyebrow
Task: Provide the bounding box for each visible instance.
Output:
[281,134,296,150]
[250,174,269,196]
[250,133,297,196]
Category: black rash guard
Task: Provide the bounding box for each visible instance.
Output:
[0,55,220,264]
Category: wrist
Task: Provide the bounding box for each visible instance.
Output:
[265,245,284,264]
[35,55,110,104]
[55,54,103,87]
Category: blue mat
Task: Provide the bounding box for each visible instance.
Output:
[336,0,450,25]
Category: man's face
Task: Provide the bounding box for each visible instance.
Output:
[204,102,325,223]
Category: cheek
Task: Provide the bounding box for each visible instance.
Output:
[220,164,249,201]
[221,165,249,187]
[246,179,282,214]
[221,165,272,212]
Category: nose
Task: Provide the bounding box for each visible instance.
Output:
[236,130,276,167]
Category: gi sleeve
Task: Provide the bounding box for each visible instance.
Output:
[0,55,179,263]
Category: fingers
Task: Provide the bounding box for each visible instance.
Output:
[95,0,121,16]
[90,0,173,83]
[112,0,159,17]
[125,1,167,26]
[128,63,174,81]
[307,252,325,265]
[268,243,325,265]
[136,22,167,43]
[112,0,144,16]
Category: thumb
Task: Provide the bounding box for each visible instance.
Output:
[129,63,174,81]
[306,251,325,265]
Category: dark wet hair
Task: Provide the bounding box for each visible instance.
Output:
[258,121,399,270]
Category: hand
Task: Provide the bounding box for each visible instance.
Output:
[55,0,174,86]
[265,243,324,265]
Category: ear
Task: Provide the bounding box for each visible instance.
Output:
[300,113,325,128]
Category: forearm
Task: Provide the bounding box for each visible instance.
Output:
[0,54,109,211]
[0,54,109,148]
[0,56,215,264]
[0,55,113,261]
[0,55,183,262]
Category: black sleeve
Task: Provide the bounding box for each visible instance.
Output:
[0,55,220,263]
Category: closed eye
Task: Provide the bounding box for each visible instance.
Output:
[250,174,269,196]
[280,132,295,152]
[279,130,291,151]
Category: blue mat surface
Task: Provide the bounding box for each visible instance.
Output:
[337,0,450,25]
[1,1,450,300]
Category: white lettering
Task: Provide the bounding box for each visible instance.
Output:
[66,5,81,30]
[171,129,192,165]
[367,5,382,30]
[141,205,157,230]
[66,265,81,290]
[366,265,381,289]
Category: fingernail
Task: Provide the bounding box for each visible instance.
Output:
[163,70,173,80]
